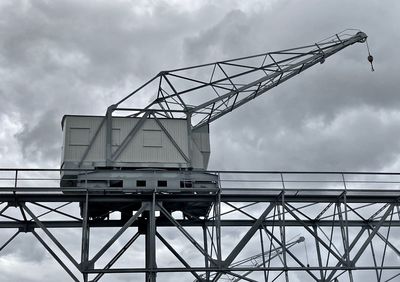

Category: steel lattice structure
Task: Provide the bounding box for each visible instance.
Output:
[1,169,400,282]
[108,30,368,130]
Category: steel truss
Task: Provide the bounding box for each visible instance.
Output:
[109,30,367,129]
[1,170,400,281]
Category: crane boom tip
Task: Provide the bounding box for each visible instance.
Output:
[355,31,368,43]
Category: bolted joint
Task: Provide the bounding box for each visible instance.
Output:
[211,258,224,268]
[19,224,34,233]
[347,260,355,268]
[80,260,94,271]
[8,201,19,207]
[158,70,169,76]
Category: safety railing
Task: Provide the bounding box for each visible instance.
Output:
[0,168,400,194]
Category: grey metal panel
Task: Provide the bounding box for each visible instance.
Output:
[63,116,106,164]
[113,118,188,165]
[192,125,210,153]
[69,128,90,145]
[191,142,204,169]
[192,125,210,169]
[61,115,210,169]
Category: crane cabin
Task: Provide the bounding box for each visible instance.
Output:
[61,115,211,171]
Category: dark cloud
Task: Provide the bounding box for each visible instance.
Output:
[15,109,60,163]
[196,0,400,172]
[0,233,46,263]
[1,0,400,281]
[183,9,250,63]
[0,0,232,166]
[2,0,397,169]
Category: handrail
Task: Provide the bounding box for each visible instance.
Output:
[1,168,399,175]
[0,168,399,194]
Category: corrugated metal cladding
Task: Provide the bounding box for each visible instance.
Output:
[61,115,210,170]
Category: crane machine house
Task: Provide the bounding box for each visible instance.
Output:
[61,113,215,219]
[60,30,370,219]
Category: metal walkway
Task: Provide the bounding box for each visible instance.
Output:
[1,169,400,281]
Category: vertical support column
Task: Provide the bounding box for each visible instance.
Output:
[280,173,289,282]
[259,228,268,282]
[106,105,115,167]
[145,194,157,282]
[13,170,18,205]
[342,175,354,282]
[313,225,325,281]
[202,224,210,281]
[215,187,222,266]
[186,112,193,168]
[81,192,90,282]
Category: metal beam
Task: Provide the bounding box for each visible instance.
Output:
[90,204,147,265]
[23,203,81,270]
[111,111,151,162]
[157,232,203,281]
[224,203,275,266]
[0,231,19,253]
[92,232,140,282]
[152,115,190,164]
[33,230,80,282]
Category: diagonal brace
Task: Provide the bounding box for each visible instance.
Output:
[152,115,190,163]
[158,203,214,265]
[23,203,80,270]
[111,112,151,161]
[91,232,141,282]
[0,231,19,253]
[33,230,80,282]
[283,204,347,265]
[90,204,147,266]
[224,203,275,267]
[352,203,395,264]
[157,232,203,281]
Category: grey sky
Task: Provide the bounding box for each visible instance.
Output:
[1,0,400,281]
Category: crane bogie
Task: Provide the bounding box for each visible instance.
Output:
[61,170,218,219]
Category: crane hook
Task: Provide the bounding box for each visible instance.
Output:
[368,54,374,72]
[366,39,374,72]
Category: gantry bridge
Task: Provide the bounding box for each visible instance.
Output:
[1,169,400,282]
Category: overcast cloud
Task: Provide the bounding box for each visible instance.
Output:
[1,0,400,281]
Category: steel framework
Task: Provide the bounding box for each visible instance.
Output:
[108,30,368,130]
[1,169,400,282]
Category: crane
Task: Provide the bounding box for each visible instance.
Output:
[60,30,371,219]
[195,236,305,282]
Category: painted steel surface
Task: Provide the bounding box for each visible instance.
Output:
[61,115,210,170]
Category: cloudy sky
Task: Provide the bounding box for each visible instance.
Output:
[1,0,400,281]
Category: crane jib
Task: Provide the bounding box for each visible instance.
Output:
[108,30,368,129]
